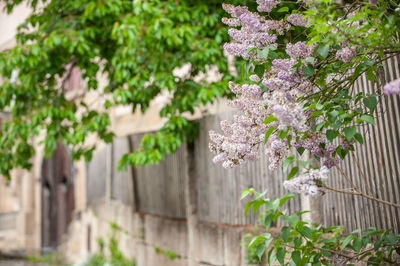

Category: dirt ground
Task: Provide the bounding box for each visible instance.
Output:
[0,259,50,266]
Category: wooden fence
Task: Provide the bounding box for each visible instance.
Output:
[322,55,400,232]
[86,56,400,233]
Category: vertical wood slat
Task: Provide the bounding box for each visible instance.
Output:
[112,137,134,205]
[129,134,187,218]
[86,145,107,206]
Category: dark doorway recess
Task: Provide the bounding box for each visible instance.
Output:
[41,142,75,253]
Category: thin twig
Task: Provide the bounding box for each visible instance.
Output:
[335,164,358,191]
[324,186,400,208]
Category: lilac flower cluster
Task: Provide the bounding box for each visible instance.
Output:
[221,3,289,61]
[286,41,317,60]
[341,139,353,150]
[213,4,323,171]
[287,14,308,27]
[283,166,329,196]
[383,78,400,95]
[209,82,268,168]
[264,133,290,170]
[291,133,339,169]
[261,43,315,94]
[257,0,280,13]
[249,74,261,82]
[263,90,308,132]
[336,47,356,63]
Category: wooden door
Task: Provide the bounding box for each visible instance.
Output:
[41,142,74,253]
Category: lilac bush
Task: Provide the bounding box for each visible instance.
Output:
[210,0,400,201]
[210,1,400,264]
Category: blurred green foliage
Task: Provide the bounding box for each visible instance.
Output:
[0,0,244,178]
[84,221,135,266]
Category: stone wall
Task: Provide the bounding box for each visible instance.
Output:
[59,200,256,266]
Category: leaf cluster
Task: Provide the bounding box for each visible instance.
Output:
[241,189,400,265]
[0,0,244,177]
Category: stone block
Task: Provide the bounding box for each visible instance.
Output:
[223,227,243,266]
[146,244,188,266]
[133,242,147,266]
[196,223,224,265]
[144,215,188,257]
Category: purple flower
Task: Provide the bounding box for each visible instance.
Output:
[257,0,280,13]
[283,166,329,196]
[287,14,308,27]
[249,74,261,82]
[323,156,340,169]
[383,79,400,95]
[336,47,356,63]
[239,12,262,31]
[286,41,315,59]
[340,140,353,150]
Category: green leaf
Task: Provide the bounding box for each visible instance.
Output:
[363,96,378,112]
[252,199,266,214]
[269,51,278,59]
[354,133,364,144]
[249,235,267,248]
[287,167,299,180]
[254,64,265,78]
[282,155,295,172]
[352,238,362,252]
[366,68,376,82]
[374,240,382,251]
[272,211,283,222]
[256,241,268,261]
[328,110,339,122]
[240,188,254,200]
[315,122,324,131]
[368,257,381,265]
[359,115,375,125]
[277,6,289,12]
[291,251,301,265]
[326,129,337,142]
[279,193,296,206]
[298,159,312,168]
[258,47,270,58]
[279,128,290,139]
[297,147,305,155]
[283,213,298,227]
[343,126,357,141]
[385,233,397,244]
[316,103,324,110]
[264,126,275,144]
[264,114,278,125]
[294,237,302,248]
[305,57,315,64]
[341,235,354,250]
[264,213,273,231]
[245,61,252,74]
[276,247,286,265]
[299,226,313,239]
[268,250,277,265]
[281,227,290,242]
[244,201,253,216]
[317,45,330,59]
[302,65,315,78]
